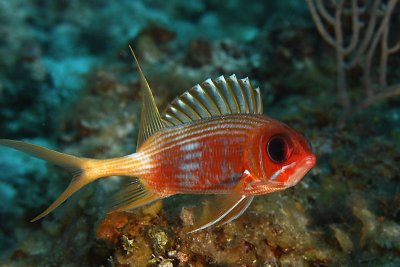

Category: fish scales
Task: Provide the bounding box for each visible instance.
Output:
[0,48,316,232]
[138,115,258,193]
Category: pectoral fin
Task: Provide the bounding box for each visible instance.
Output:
[187,181,253,233]
[213,195,254,227]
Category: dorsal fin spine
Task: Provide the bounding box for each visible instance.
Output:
[243,78,257,113]
[170,105,189,123]
[228,75,248,113]
[199,83,221,115]
[238,80,250,113]
[160,74,263,126]
[255,88,262,113]
[177,98,201,120]
[174,105,192,121]
[239,78,252,113]
[182,93,205,119]
[225,77,240,113]
[190,91,212,117]
[211,79,232,114]
[163,113,180,126]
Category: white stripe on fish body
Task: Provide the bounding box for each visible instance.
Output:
[141,114,266,155]
[177,151,201,183]
[176,172,200,188]
[176,173,199,182]
[150,129,249,157]
[183,151,202,161]
[136,118,252,187]
[180,142,200,152]
[143,129,248,169]
[179,162,200,171]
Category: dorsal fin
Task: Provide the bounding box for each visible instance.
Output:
[129,46,165,149]
[161,74,263,127]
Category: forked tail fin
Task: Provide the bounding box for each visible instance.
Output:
[0,48,167,221]
[0,139,136,221]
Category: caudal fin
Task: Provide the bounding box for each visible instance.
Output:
[0,139,108,221]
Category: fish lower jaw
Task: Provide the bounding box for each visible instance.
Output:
[286,155,316,187]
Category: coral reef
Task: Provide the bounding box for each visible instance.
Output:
[0,0,399,266]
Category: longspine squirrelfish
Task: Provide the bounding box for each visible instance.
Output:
[0,46,316,232]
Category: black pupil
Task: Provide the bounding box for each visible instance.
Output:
[267,136,287,163]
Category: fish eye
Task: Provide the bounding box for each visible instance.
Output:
[266,135,291,163]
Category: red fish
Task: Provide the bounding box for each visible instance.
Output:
[0,47,316,232]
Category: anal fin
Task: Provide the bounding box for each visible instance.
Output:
[109,179,162,213]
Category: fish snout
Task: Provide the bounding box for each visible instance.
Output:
[286,154,316,187]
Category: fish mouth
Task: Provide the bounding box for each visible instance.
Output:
[304,154,316,168]
[286,154,316,187]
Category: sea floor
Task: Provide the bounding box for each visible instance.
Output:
[0,1,399,266]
